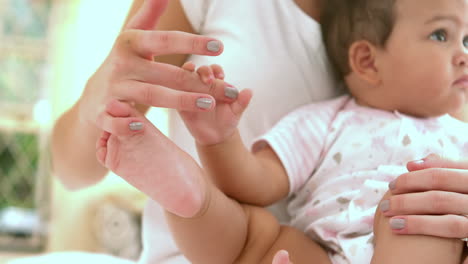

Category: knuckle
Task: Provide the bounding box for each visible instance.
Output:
[108,58,128,77]
[178,94,193,110]
[448,216,465,237]
[107,53,134,79]
[118,30,152,55]
[191,36,202,52]
[429,191,446,212]
[157,32,170,50]
[398,172,409,189]
[429,168,448,189]
[139,84,154,106]
[116,30,134,48]
[392,196,405,212]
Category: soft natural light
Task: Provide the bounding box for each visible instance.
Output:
[49,0,168,135]
[46,2,163,252]
[50,0,132,115]
[33,99,51,125]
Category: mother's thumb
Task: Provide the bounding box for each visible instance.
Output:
[125,0,169,30]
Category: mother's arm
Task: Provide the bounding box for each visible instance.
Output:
[51,0,228,190]
[294,0,322,22]
[381,154,468,239]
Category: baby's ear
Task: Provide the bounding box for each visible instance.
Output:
[348,40,381,85]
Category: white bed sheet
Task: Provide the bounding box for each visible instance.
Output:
[7,252,135,264]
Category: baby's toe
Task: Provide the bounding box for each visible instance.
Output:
[196,65,215,84]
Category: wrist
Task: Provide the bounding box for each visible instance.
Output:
[196,129,241,152]
[195,129,244,172]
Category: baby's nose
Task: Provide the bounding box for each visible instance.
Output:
[454,51,468,67]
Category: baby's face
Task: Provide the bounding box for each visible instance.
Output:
[373,0,468,117]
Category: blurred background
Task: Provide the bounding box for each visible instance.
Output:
[0,0,168,262]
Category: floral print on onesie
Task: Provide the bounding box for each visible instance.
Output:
[253,95,468,264]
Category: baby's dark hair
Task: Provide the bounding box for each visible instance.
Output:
[321,0,396,79]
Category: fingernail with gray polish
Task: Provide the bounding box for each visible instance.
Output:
[129,122,143,131]
[380,200,390,212]
[389,180,396,190]
[196,98,213,109]
[207,40,221,52]
[390,218,406,230]
[225,86,239,99]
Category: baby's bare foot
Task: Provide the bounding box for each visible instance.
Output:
[96,100,207,218]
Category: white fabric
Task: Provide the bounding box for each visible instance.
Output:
[252,96,350,196]
[140,0,340,263]
[172,0,339,158]
[254,95,468,263]
[7,252,134,264]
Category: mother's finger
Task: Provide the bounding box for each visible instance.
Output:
[95,100,143,136]
[117,30,223,58]
[389,214,468,239]
[125,0,168,30]
[390,168,468,195]
[407,153,468,171]
[131,60,238,102]
[96,113,143,137]
[380,191,468,216]
[116,81,216,111]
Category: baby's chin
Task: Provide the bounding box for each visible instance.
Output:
[445,95,468,119]
[407,104,454,118]
[428,101,465,119]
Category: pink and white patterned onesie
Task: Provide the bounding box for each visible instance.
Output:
[253,95,468,264]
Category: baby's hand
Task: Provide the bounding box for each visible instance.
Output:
[179,62,252,146]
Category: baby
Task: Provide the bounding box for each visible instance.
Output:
[95,0,468,263]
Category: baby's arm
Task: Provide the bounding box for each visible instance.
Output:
[182,62,290,206]
[197,131,290,206]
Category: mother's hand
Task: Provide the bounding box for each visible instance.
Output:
[79,0,232,127]
[381,154,468,239]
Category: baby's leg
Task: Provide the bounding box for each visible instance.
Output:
[97,100,252,262]
[372,191,465,264]
[97,100,332,264]
[166,186,333,264]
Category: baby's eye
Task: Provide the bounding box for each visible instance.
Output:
[463,36,468,48]
[429,29,447,42]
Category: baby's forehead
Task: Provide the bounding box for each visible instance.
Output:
[394,0,468,20]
